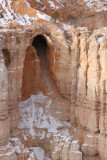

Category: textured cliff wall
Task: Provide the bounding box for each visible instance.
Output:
[0,0,107,159]
[0,22,107,160]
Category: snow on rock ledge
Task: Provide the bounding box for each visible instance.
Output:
[0,0,51,28]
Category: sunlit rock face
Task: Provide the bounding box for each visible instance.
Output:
[0,0,107,160]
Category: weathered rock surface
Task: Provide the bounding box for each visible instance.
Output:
[0,0,107,160]
[20,0,107,29]
[0,23,106,159]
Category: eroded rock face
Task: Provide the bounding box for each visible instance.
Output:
[0,54,10,146]
[21,46,44,100]
[0,22,107,160]
[21,0,107,29]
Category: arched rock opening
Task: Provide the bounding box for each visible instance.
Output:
[21,34,60,100]
[32,35,47,68]
[32,34,59,96]
[21,35,48,100]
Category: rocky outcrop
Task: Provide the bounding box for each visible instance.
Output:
[0,5,107,159]
[20,0,107,29]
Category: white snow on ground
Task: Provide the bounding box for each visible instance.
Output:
[96,6,107,12]
[82,143,88,147]
[47,0,55,9]
[0,142,14,157]
[18,92,57,137]
[35,0,47,11]
[97,36,103,42]
[72,140,79,144]
[83,0,107,12]
[56,0,64,7]
[18,92,71,140]
[0,142,18,157]
[0,0,51,27]
[36,0,43,4]
[32,147,44,160]
[87,134,93,138]
[8,138,51,159]
[36,11,51,21]
[47,0,59,9]
[18,92,72,160]
[62,23,71,31]
[82,0,101,9]
[102,0,107,4]
[57,28,64,34]
[29,147,51,160]
[24,0,31,7]
[96,33,105,43]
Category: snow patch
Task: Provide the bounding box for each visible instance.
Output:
[87,134,93,138]
[36,11,51,21]
[57,28,64,34]
[29,147,51,160]
[0,0,51,27]
[97,35,104,43]
[47,0,59,9]
[18,92,64,139]
[82,0,101,9]
[96,6,107,12]
[24,0,31,7]
[56,0,64,7]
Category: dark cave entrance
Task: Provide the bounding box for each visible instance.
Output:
[22,34,59,100]
[32,35,47,68]
[32,34,60,96]
[21,35,48,100]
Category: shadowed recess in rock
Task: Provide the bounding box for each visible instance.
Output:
[2,49,11,67]
[32,34,60,97]
[32,35,47,68]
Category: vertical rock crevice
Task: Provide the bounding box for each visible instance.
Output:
[2,49,11,68]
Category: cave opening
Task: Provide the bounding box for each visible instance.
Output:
[21,35,48,100]
[32,35,47,68]
[22,34,59,100]
[32,34,60,97]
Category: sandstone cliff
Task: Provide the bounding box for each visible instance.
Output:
[22,0,107,29]
[0,0,107,160]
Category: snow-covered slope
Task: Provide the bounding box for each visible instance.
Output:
[25,0,107,13]
[0,0,51,28]
[23,0,107,29]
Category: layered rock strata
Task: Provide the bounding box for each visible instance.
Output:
[0,22,107,160]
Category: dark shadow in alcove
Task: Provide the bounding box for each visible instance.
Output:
[2,49,11,67]
[32,34,60,96]
[32,35,47,68]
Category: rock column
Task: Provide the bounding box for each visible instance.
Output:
[0,54,10,146]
